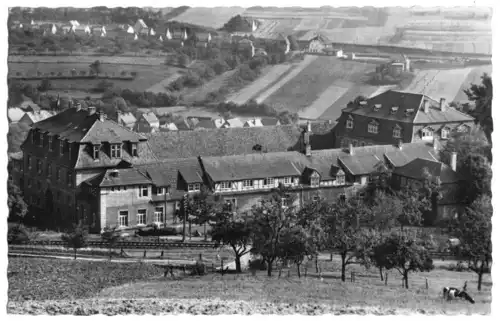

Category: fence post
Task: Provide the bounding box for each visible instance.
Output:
[161,250,164,258]
[287,270,290,278]
[402,277,404,288]
[426,278,429,290]
[385,273,388,286]
[330,252,333,261]
[199,253,202,262]
[221,259,224,276]
[315,255,319,273]
[143,250,147,258]
[304,266,308,278]
[183,265,186,277]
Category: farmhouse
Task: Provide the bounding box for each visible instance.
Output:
[135,112,160,133]
[114,111,137,130]
[334,90,476,148]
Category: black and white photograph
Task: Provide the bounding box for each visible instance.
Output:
[4,0,496,316]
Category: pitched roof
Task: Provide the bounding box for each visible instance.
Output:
[393,158,463,184]
[195,119,217,129]
[117,112,137,126]
[196,32,211,41]
[145,125,306,159]
[342,90,475,124]
[136,19,148,29]
[339,154,382,175]
[8,108,25,123]
[201,152,305,181]
[23,110,55,123]
[226,118,244,128]
[244,118,263,127]
[141,112,159,125]
[94,168,152,187]
[136,158,204,198]
[260,117,280,126]
[30,108,146,144]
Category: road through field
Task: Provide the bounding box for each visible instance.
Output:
[226,64,294,105]
[254,55,318,104]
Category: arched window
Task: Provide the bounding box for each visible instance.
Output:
[393,124,402,138]
[368,120,379,134]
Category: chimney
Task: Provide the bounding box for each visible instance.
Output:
[99,111,106,122]
[433,138,439,151]
[450,152,457,171]
[306,121,311,132]
[440,98,446,112]
[348,143,354,156]
[398,140,403,150]
[75,104,81,111]
[88,106,96,115]
[423,100,429,113]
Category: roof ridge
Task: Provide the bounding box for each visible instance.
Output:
[411,94,424,123]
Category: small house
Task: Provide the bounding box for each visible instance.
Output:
[116,111,137,130]
[225,118,244,128]
[244,118,264,128]
[135,112,160,133]
[134,19,148,33]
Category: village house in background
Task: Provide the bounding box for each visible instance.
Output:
[334,90,476,148]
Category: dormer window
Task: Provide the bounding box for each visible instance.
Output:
[93,144,100,159]
[368,120,379,134]
[393,124,402,138]
[421,127,433,140]
[346,116,354,129]
[59,140,64,155]
[155,187,165,195]
[310,171,320,187]
[110,143,122,158]
[441,127,450,139]
[405,109,415,117]
[373,104,382,111]
[131,143,138,157]
[456,124,470,134]
[391,106,399,114]
[336,172,345,185]
[48,136,53,151]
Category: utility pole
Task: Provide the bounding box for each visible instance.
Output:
[182,194,188,242]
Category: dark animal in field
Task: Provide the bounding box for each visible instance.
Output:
[443,286,475,304]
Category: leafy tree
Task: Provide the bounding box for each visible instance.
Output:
[89,60,102,77]
[187,186,218,240]
[250,185,297,276]
[443,127,491,163]
[458,153,492,204]
[177,54,190,67]
[464,73,492,145]
[377,232,434,289]
[323,197,371,281]
[8,180,28,222]
[278,225,317,277]
[453,195,492,290]
[211,214,253,273]
[355,229,389,281]
[61,222,89,259]
[101,225,121,260]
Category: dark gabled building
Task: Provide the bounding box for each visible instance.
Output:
[20,106,157,229]
[334,90,476,148]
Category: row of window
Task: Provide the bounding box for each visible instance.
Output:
[32,131,69,157]
[92,142,138,159]
[219,177,293,190]
[118,207,165,227]
[26,156,73,187]
[340,138,373,148]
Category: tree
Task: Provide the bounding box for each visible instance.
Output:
[250,185,297,276]
[89,60,102,77]
[377,232,434,289]
[453,195,492,291]
[278,225,318,277]
[61,222,89,259]
[8,180,28,222]
[355,228,389,281]
[178,54,190,67]
[101,225,121,260]
[464,73,492,145]
[187,186,218,241]
[211,215,253,273]
[323,197,371,281]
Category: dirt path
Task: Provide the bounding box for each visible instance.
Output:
[146,72,183,93]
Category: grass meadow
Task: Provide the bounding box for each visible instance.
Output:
[8,256,491,315]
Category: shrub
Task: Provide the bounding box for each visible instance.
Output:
[249,259,267,271]
[8,225,30,244]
